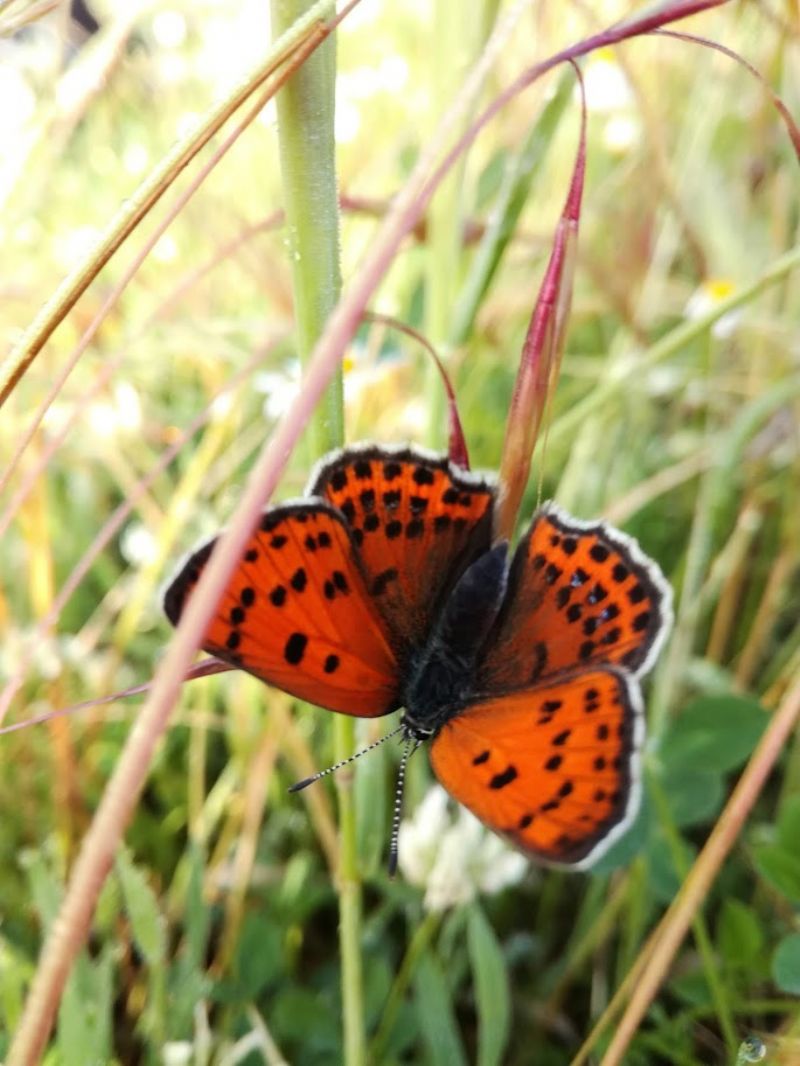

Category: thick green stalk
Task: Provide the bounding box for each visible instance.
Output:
[269,4,361,1066]
[271,0,343,459]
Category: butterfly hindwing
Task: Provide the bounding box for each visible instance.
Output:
[429,668,643,867]
[477,503,672,693]
[309,445,495,653]
[164,503,400,717]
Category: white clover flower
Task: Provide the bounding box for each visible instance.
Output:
[685,278,742,339]
[399,786,528,912]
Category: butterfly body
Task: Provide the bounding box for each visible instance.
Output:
[165,443,672,869]
[401,542,509,738]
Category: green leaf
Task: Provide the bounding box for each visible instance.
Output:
[272,987,340,1054]
[467,905,511,1066]
[754,845,800,903]
[20,846,63,933]
[57,945,115,1066]
[772,934,800,994]
[659,695,767,774]
[413,949,468,1066]
[669,967,714,1008]
[115,849,166,967]
[717,899,764,970]
[647,831,697,904]
[475,148,509,209]
[660,767,724,828]
[450,68,573,344]
[183,843,211,970]
[233,913,283,997]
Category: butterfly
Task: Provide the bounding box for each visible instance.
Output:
[164,444,672,870]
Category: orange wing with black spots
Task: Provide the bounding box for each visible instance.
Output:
[429,669,642,867]
[163,504,400,717]
[477,503,672,694]
[309,446,495,652]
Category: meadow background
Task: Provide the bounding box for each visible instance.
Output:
[1,0,799,1063]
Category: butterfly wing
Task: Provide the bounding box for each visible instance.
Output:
[309,445,495,654]
[163,503,400,717]
[429,669,643,868]
[477,502,672,693]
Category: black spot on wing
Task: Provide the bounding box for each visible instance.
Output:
[284,632,307,665]
[489,765,518,789]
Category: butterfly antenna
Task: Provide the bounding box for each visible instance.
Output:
[288,724,405,793]
[387,736,420,878]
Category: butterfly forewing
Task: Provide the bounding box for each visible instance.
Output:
[429,669,642,867]
[309,446,495,653]
[477,503,672,694]
[164,504,400,717]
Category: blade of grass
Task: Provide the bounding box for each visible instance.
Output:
[494,63,585,540]
[269,1,362,1062]
[450,68,574,346]
[598,669,800,1066]
[545,244,800,452]
[424,0,492,448]
[648,773,738,1055]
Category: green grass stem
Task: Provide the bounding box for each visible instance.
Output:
[269,4,359,1064]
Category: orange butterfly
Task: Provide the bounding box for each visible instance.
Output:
[164,444,672,870]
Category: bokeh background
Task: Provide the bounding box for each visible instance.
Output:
[1,1,799,1062]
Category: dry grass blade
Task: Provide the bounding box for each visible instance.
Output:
[595,671,800,1065]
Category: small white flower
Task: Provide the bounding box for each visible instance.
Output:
[162,1042,193,1066]
[254,363,300,421]
[603,114,641,155]
[153,234,178,263]
[0,629,62,683]
[583,51,634,113]
[152,10,187,49]
[120,524,158,567]
[87,382,142,439]
[122,143,150,176]
[685,278,742,339]
[399,786,528,912]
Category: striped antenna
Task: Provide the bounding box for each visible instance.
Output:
[388,736,421,878]
[288,724,405,793]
